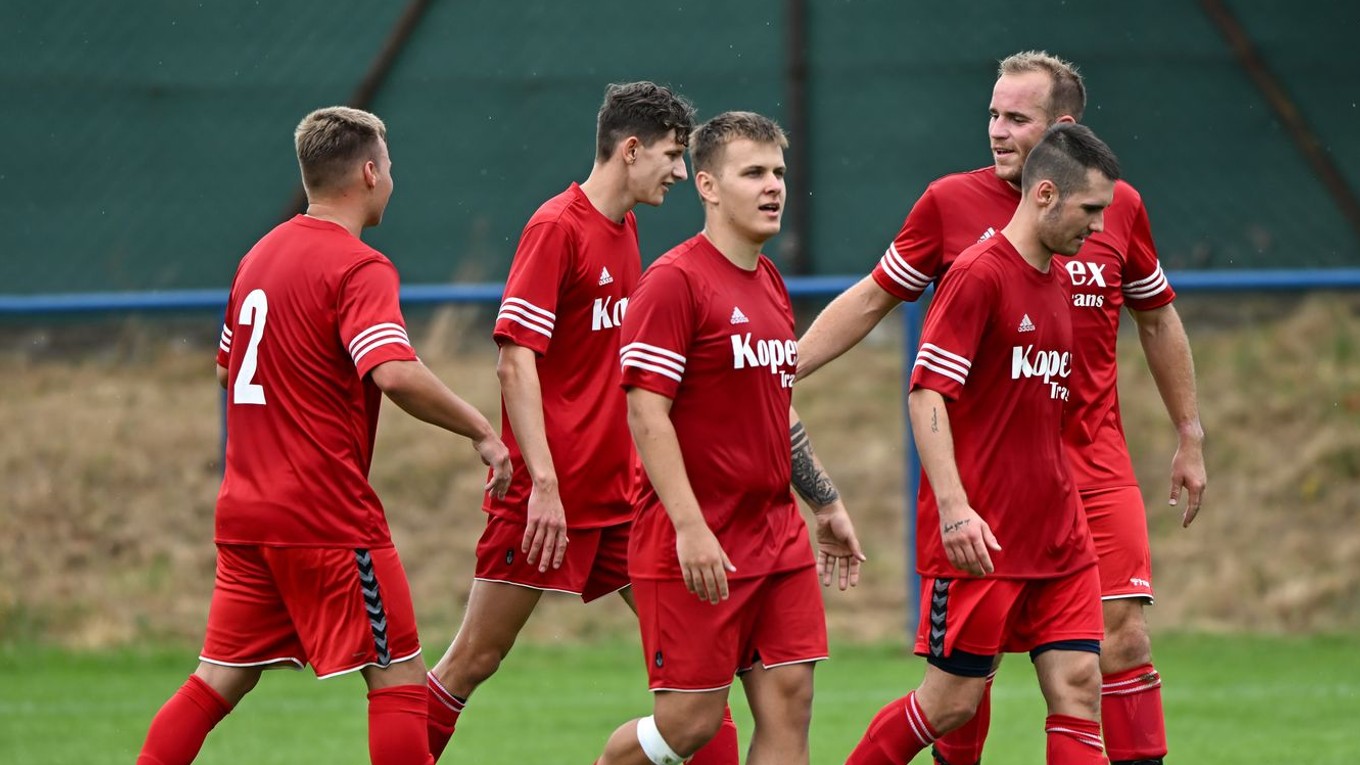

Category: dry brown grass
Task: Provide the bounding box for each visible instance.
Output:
[2,294,1356,648]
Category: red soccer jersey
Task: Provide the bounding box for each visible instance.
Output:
[874,168,1175,491]
[214,215,418,548]
[487,183,641,529]
[909,234,1095,579]
[1059,181,1176,489]
[872,168,1019,301]
[620,235,811,582]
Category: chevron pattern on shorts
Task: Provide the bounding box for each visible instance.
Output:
[354,549,391,667]
[928,578,951,657]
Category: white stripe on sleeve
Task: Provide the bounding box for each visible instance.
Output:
[914,343,972,387]
[878,244,934,292]
[349,323,413,365]
[496,305,554,338]
[1122,264,1170,300]
[619,342,687,383]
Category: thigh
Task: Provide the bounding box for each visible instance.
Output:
[267,546,422,679]
[1033,646,1102,716]
[1083,486,1155,602]
[581,521,632,603]
[201,544,305,670]
[474,515,601,597]
[744,566,828,672]
[634,578,754,692]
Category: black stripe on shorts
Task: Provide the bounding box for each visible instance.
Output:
[928,578,951,658]
[354,548,392,667]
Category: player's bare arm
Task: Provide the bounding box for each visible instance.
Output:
[1130,303,1206,526]
[216,364,228,390]
[789,406,866,590]
[907,388,1001,576]
[627,386,735,604]
[497,342,569,571]
[369,358,512,497]
[795,275,901,382]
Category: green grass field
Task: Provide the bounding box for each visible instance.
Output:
[3,633,1357,764]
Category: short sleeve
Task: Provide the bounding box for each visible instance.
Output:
[872,187,944,301]
[909,264,993,400]
[1121,200,1176,311]
[216,288,237,368]
[338,258,417,379]
[494,221,573,354]
[618,263,695,400]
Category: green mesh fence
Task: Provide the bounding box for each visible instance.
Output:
[2,0,1356,296]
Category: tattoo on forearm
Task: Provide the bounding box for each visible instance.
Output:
[931,406,939,433]
[942,518,970,534]
[790,422,841,505]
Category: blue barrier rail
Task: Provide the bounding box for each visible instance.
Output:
[3,269,1360,314]
[6,268,1358,633]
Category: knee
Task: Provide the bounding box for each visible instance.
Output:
[655,709,725,758]
[438,642,509,689]
[1053,662,1102,717]
[928,693,985,734]
[1102,608,1153,672]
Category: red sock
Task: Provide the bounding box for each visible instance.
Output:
[845,692,939,765]
[688,705,739,764]
[425,672,466,762]
[136,674,232,765]
[1044,714,1105,764]
[930,673,993,765]
[369,684,435,765]
[1101,664,1167,762]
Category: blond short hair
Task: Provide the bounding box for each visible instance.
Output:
[998,51,1086,122]
[689,111,788,175]
[294,106,388,194]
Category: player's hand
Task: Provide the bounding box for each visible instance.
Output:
[675,522,735,605]
[475,435,513,499]
[814,501,867,590]
[939,503,1000,577]
[1168,436,1206,527]
[523,482,568,572]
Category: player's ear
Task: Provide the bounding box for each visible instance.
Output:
[1054,114,1077,126]
[620,136,642,165]
[1035,178,1058,207]
[695,169,719,205]
[362,160,379,189]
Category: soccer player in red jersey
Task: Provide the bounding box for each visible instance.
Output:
[422,82,746,764]
[135,107,512,765]
[801,52,1206,765]
[844,123,1122,765]
[593,111,864,765]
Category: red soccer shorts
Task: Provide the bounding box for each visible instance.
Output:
[913,565,1104,659]
[473,516,629,602]
[201,544,422,679]
[634,565,829,692]
[1082,485,1155,602]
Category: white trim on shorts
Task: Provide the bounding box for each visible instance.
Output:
[1101,593,1155,605]
[648,682,735,693]
[199,654,305,671]
[472,576,582,597]
[737,655,829,674]
[315,648,424,680]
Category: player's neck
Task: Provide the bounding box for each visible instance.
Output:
[579,164,634,223]
[999,223,1055,273]
[700,225,762,271]
[303,203,366,238]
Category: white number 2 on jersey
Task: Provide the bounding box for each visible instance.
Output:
[233,288,269,405]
